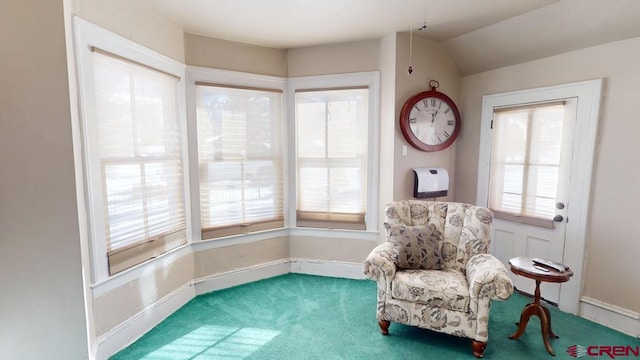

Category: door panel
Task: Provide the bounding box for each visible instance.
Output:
[491,218,565,303]
[492,228,516,265]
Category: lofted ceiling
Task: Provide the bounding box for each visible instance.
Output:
[148,0,640,75]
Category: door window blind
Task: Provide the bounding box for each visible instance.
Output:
[91,50,187,274]
[295,88,368,230]
[489,102,565,227]
[196,84,284,239]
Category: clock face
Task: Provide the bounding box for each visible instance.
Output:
[400,90,461,152]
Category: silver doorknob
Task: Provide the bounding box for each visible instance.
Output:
[553,215,564,222]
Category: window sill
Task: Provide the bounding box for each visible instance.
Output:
[289,227,379,241]
[91,243,191,298]
[192,227,289,251]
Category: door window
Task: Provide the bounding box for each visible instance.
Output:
[488,102,568,228]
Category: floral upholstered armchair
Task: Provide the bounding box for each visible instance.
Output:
[363,201,514,358]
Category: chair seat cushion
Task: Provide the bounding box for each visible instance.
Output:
[391,269,470,312]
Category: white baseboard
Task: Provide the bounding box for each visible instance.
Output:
[95,281,196,360]
[290,258,365,280]
[579,296,640,337]
[193,259,291,295]
[192,258,365,296]
[95,257,367,359]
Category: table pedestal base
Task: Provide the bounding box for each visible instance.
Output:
[508,280,559,356]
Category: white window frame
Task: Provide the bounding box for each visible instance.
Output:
[287,72,380,237]
[186,67,287,242]
[73,17,191,284]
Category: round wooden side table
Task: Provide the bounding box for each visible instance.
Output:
[507,256,573,356]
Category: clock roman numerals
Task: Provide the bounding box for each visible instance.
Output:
[418,98,447,111]
[400,90,460,151]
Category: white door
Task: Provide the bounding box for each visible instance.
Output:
[476,80,602,312]
[489,101,574,304]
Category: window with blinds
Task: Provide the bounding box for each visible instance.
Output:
[195,84,284,239]
[90,50,187,275]
[295,88,368,230]
[488,102,566,228]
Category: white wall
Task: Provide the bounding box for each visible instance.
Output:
[393,34,461,201]
[286,39,380,77]
[0,1,89,358]
[185,33,287,77]
[457,36,640,314]
[73,0,185,62]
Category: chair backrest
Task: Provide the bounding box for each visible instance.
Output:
[384,200,493,274]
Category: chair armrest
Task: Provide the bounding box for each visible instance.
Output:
[363,242,397,282]
[466,253,514,301]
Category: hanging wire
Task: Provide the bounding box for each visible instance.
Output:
[408,0,428,75]
[419,0,428,30]
[408,21,413,74]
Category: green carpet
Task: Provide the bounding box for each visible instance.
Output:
[111,274,639,359]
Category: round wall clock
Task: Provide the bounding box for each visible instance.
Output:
[399,80,461,152]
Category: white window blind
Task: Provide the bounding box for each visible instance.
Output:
[489,102,565,227]
[91,50,187,275]
[196,84,284,239]
[295,88,368,230]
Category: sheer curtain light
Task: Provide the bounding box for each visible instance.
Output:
[295,88,368,230]
[91,50,187,274]
[195,84,284,239]
[488,102,566,228]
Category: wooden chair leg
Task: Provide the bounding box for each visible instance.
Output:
[378,320,390,335]
[472,340,486,358]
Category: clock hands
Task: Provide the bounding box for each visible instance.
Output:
[431,102,443,125]
[433,101,442,117]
